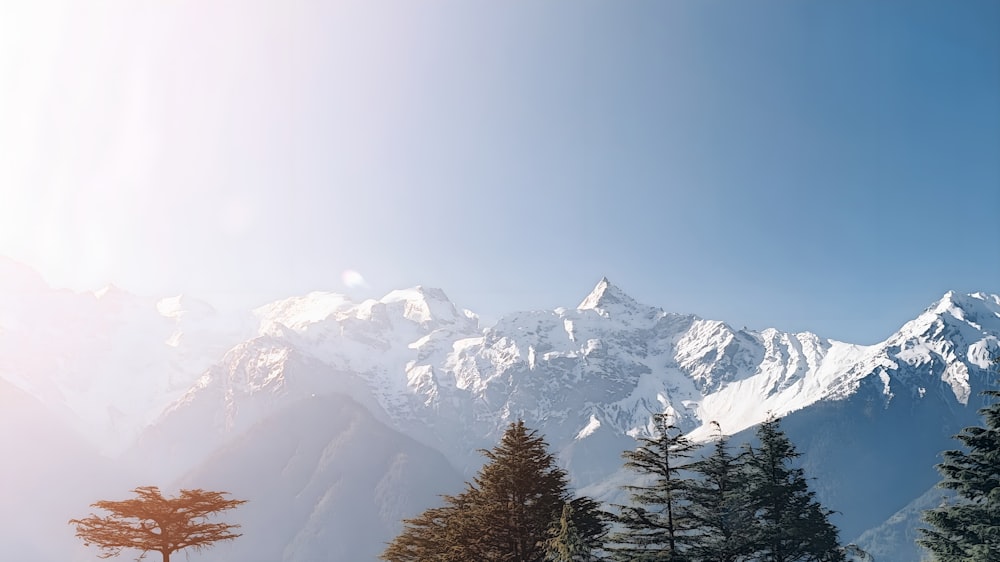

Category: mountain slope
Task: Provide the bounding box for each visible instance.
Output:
[130,279,998,559]
[0,378,127,562]
[3,260,998,561]
[174,393,464,562]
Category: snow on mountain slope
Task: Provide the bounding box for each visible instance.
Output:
[122,277,998,562]
[5,254,996,475]
[251,286,483,438]
[4,257,999,561]
[127,287,485,479]
[140,278,999,490]
[685,335,876,441]
[880,290,1000,405]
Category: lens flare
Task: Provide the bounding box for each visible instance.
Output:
[341,269,367,289]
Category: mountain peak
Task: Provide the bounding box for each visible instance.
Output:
[929,289,992,314]
[926,290,1000,331]
[156,295,218,319]
[577,277,640,313]
[380,286,463,327]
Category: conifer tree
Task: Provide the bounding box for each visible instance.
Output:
[379,501,471,561]
[917,357,1000,561]
[685,423,756,562]
[567,496,611,554]
[382,420,607,562]
[609,413,699,561]
[743,417,845,562]
[545,502,601,562]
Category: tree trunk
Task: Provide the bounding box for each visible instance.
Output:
[162,551,170,562]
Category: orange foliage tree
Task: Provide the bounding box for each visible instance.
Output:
[69,486,246,562]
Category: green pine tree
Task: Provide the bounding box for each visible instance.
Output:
[568,496,612,555]
[609,413,700,561]
[545,502,602,562]
[685,423,756,562]
[382,420,607,562]
[744,416,845,562]
[917,356,1000,561]
[379,496,476,561]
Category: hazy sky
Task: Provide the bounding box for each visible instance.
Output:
[2,0,998,344]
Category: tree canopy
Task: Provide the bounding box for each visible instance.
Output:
[545,502,602,562]
[384,413,860,562]
[68,486,246,562]
[608,413,699,561]
[743,417,844,562]
[685,425,756,562]
[381,420,607,562]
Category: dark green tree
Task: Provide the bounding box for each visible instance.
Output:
[917,356,1000,561]
[382,420,607,562]
[609,413,700,561]
[685,423,756,562]
[545,502,602,562]
[744,417,845,562]
[378,501,471,561]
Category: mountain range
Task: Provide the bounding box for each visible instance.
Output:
[1,255,997,561]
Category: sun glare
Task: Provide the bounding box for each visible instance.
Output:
[341,269,367,289]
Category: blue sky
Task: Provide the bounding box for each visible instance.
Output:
[1,0,997,344]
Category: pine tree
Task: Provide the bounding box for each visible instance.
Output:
[568,496,612,554]
[744,417,845,562]
[609,413,700,561]
[545,502,601,562]
[379,501,471,561]
[382,420,607,562]
[917,357,1000,561]
[685,424,756,562]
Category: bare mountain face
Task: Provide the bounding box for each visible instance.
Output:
[2,257,997,561]
[177,393,464,562]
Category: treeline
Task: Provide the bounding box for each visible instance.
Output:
[383,366,1000,562]
[381,416,852,562]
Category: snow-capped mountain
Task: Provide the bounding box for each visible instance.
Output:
[144,277,997,469]
[2,258,997,561]
[126,277,998,556]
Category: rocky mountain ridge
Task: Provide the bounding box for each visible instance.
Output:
[2,256,998,560]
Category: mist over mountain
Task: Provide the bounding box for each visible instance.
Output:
[177,393,463,562]
[1,256,997,561]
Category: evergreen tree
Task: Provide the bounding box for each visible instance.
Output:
[379,501,471,561]
[545,502,601,562]
[568,496,612,554]
[609,413,700,561]
[382,420,607,562]
[917,357,1000,561]
[685,423,756,562]
[743,417,845,562]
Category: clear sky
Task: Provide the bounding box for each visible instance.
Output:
[1,0,997,344]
